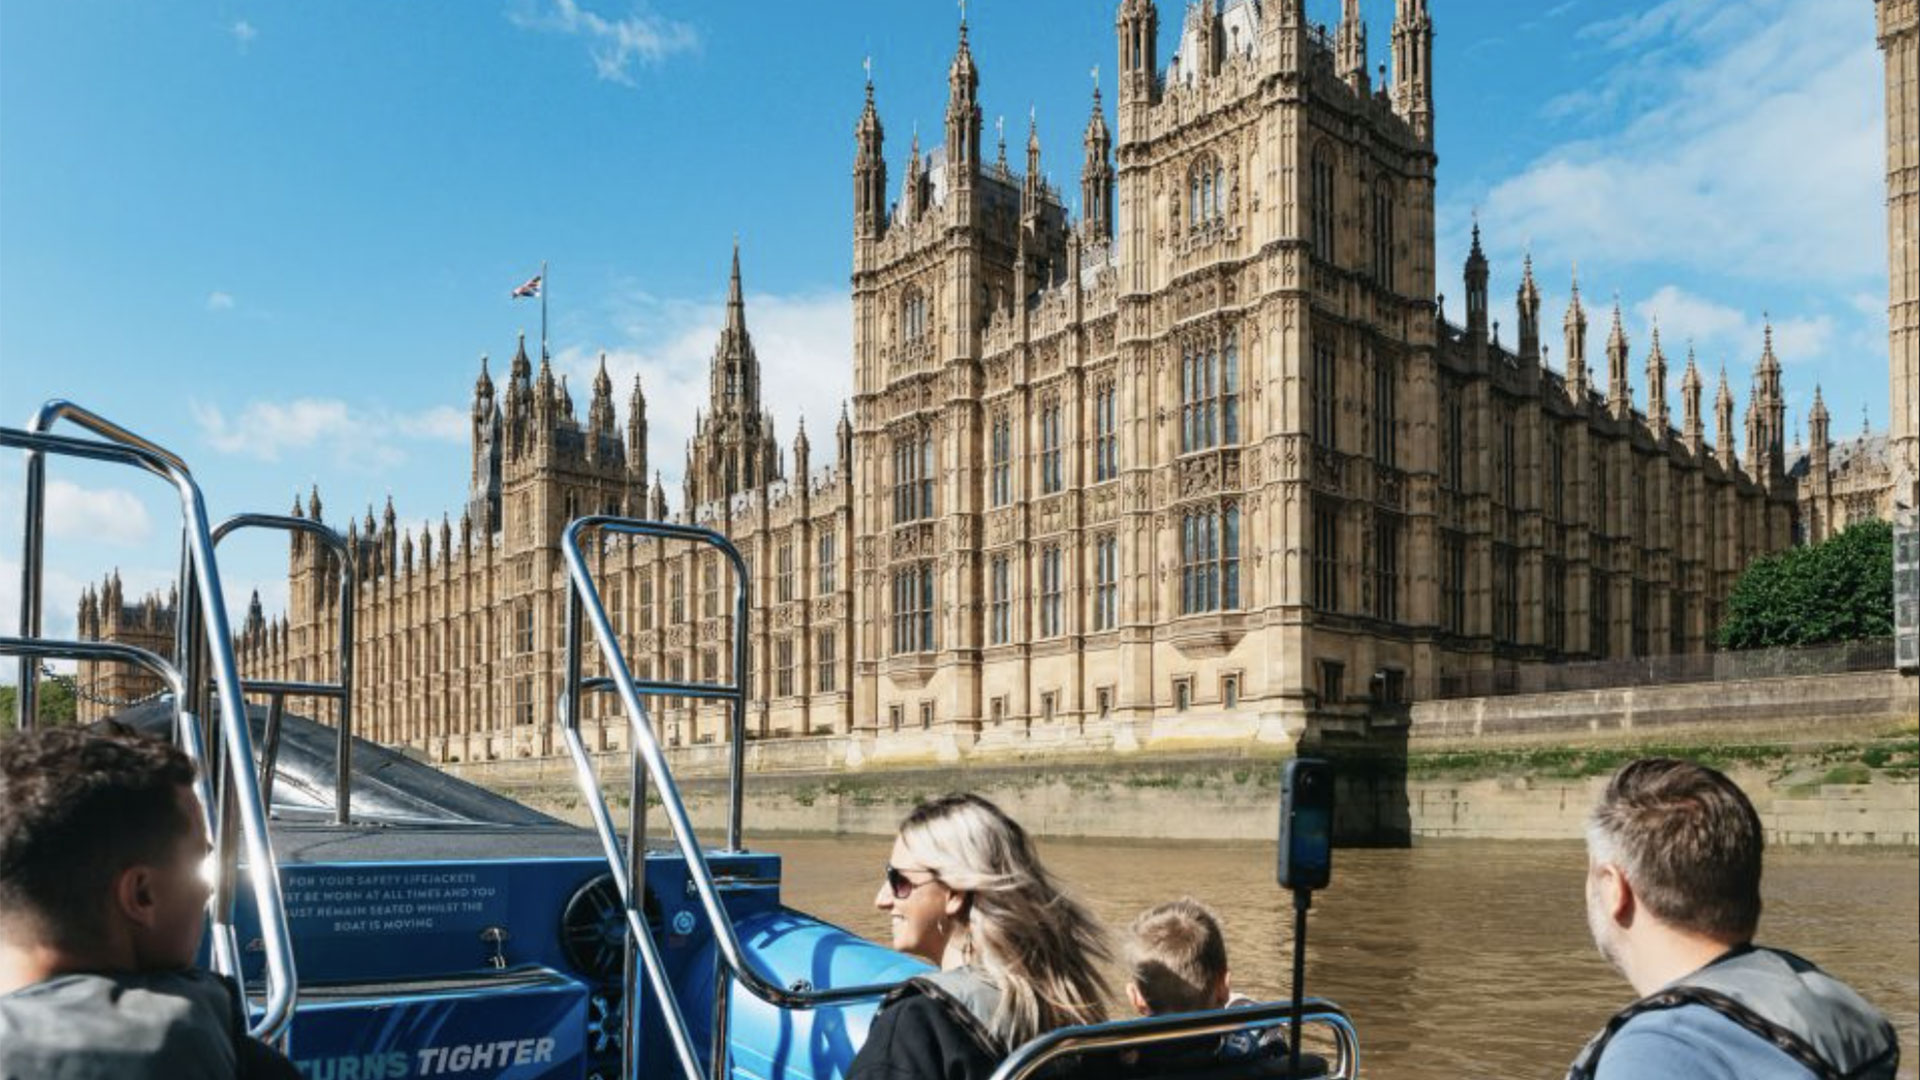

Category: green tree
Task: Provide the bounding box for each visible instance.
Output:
[1717,519,1894,649]
[0,679,78,733]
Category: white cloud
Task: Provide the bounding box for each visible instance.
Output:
[507,0,699,86]
[1629,285,1832,368]
[190,397,467,471]
[553,283,851,501]
[230,20,256,51]
[206,290,236,311]
[44,480,154,547]
[1477,0,1882,284]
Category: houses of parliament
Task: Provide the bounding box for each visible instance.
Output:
[79,0,1920,762]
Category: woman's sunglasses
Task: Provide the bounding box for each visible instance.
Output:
[884,864,936,900]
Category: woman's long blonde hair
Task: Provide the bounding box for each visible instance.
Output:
[895,792,1112,1048]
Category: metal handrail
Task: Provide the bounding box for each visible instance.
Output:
[4,423,297,1043]
[212,513,356,824]
[986,998,1361,1080]
[0,636,213,807]
[557,516,902,1080]
[14,400,191,726]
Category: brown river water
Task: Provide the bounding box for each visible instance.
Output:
[751,834,1919,1079]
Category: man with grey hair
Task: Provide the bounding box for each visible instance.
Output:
[1568,757,1899,1079]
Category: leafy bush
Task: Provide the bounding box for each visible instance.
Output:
[0,679,78,733]
[1717,520,1894,649]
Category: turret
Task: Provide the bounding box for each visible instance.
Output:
[627,374,648,482]
[1082,87,1114,240]
[588,353,616,441]
[854,76,888,240]
[1809,385,1831,471]
[1606,301,1632,421]
[712,242,757,413]
[837,404,854,478]
[1564,272,1589,402]
[793,416,812,483]
[1645,323,1669,434]
[1116,0,1159,127]
[308,484,323,522]
[1391,0,1433,140]
[1024,110,1044,217]
[1715,366,1737,469]
[1464,223,1489,356]
[1754,321,1786,482]
[1337,0,1369,94]
[945,17,981,186]
[1516,254,1541,364]
[1682,347,1705,453]
[650,471,669,521]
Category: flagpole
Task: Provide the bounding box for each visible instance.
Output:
[540,260,549,361]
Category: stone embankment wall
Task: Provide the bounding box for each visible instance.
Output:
[448,671,1920,846]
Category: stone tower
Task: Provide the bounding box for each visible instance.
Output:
[685,244,782,512]
[1882,0,1918,505]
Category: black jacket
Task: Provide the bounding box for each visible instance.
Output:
[849,971,1006,1080]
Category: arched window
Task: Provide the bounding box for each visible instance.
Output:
[901,287,928,343]
[1188,154,1227,231]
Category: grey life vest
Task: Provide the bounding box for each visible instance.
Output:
[1567,945,1900,1080]
[900,965,1009,1057]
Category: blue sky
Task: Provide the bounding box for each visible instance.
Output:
[0,0,1893,661]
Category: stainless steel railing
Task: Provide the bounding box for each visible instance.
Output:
[4,417,298,1044]
[211,513,356,824]
[985,998,1361,1080]
[556,516,901,1080]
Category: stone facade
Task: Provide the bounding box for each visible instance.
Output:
[86,0,1897,761]
[1882,0,1919,511]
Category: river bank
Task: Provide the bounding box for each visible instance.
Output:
[463,727,1920,846]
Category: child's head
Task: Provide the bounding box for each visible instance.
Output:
[0,724,208,972]
[1126,897,1230,1015]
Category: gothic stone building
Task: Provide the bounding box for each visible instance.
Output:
[86,0,1835,757]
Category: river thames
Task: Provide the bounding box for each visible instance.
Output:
[756,834,1919,1079]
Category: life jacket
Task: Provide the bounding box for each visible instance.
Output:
[1567,945,1900,1080]
[890,965,1009,1058]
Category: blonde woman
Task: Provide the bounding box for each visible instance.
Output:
[848,793,1112,1080]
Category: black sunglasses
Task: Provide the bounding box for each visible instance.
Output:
[884,863,936,900]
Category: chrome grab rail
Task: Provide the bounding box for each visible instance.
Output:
[0,637,213,811]
[985,998,1361,1080]
[4,421,298,1044]
[14,399,190,727]
[557,516,901,1080]
[211,513,356,824]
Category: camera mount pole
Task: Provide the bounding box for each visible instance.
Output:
[1288,887,1310,1078]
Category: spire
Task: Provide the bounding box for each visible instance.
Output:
[1715,364,1737,467]
[854,71,888,239]
[1516,252,1541,362]
[1391,0,1433,139]
[1338,0,1370,93]
[1606,299,1632,419]
[1023,107,1043,212]
[474,354,494,403]
[1682,345,1705,449]
[1646,321,1669,432]
[626,372,648,478]
[1081,85,1114,240]
[946,13,981,179]
[511,331,532,380]
[589,352,617,437]
[1809,384,1831,463]
[308,484,322,522]
[1464,220,1489,344]
[1563,270,1589,400]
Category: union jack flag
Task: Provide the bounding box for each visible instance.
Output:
[511,274,542,299]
